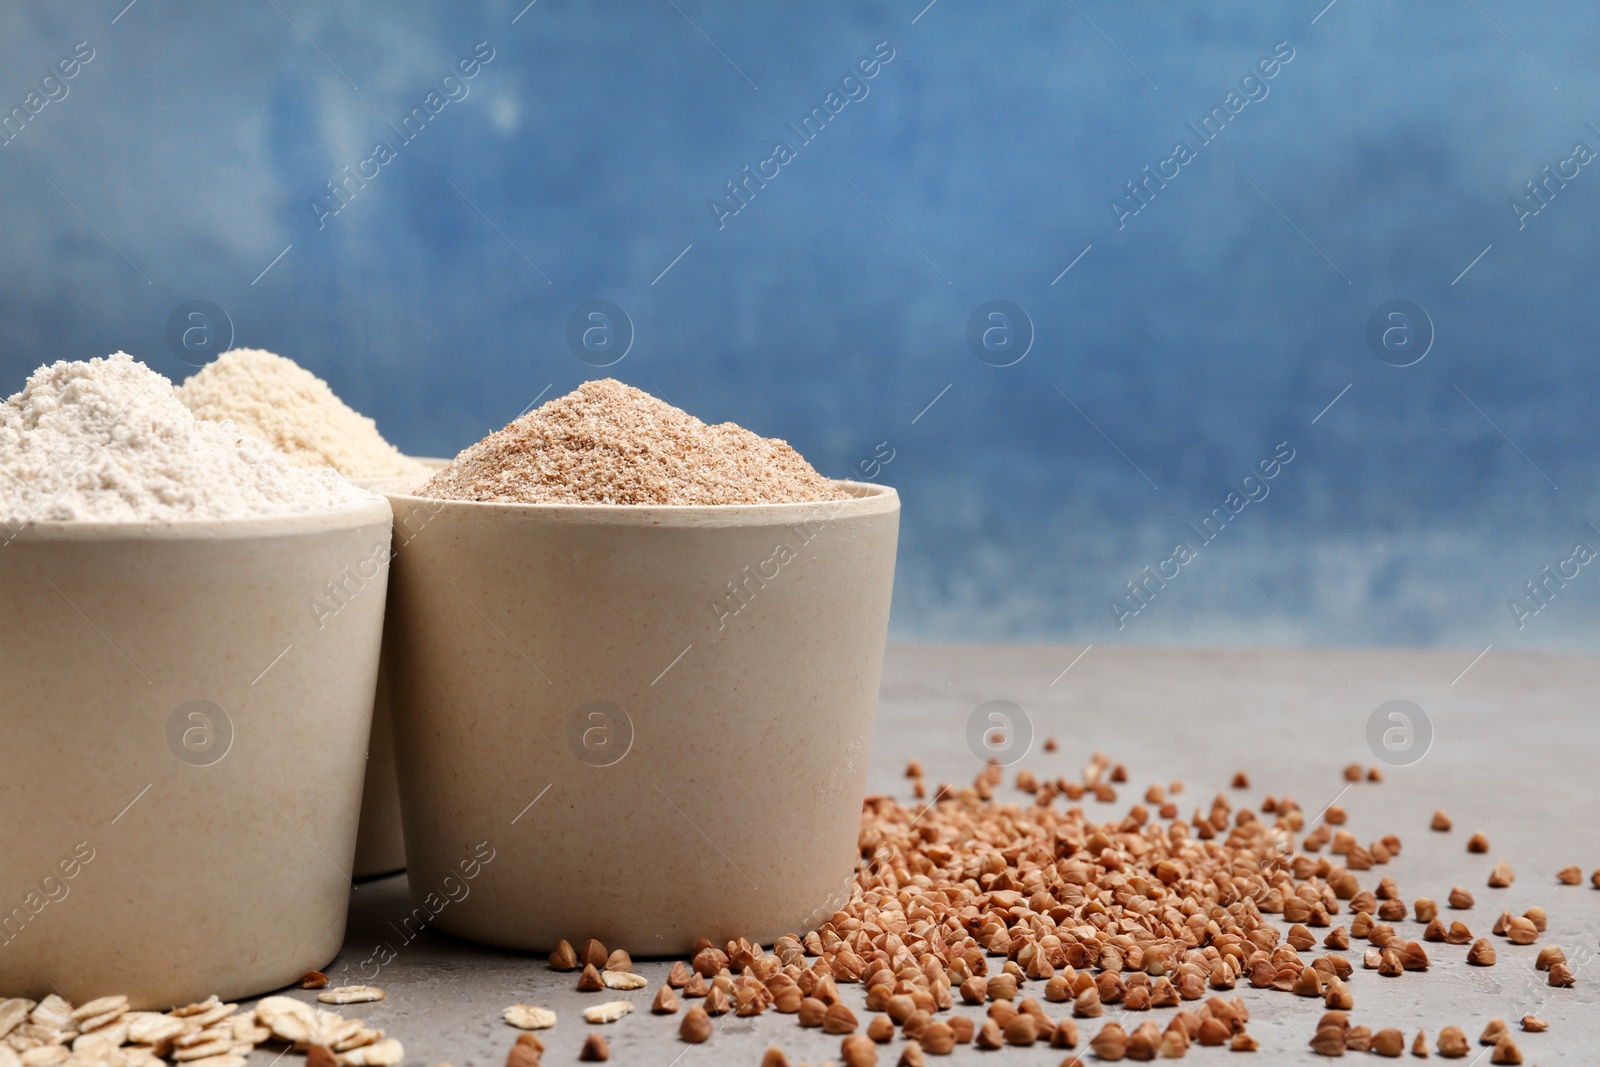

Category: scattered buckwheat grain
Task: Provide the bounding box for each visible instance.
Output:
[506,1034,542,1067]
[1436,1026,1469,1057]
[679,1005,711,1043]
[1490,1035,1522,1064]
[549,940,578,970]
[840,1033,877,1067]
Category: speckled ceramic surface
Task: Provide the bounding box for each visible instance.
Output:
[351,460,446,881]
[0,500,393,1006]
[381,481,899,954]
[352,669,406,879]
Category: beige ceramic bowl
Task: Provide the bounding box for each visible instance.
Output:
[350,459,447,880]
[0,500,393,1007]
[380,481,899,954]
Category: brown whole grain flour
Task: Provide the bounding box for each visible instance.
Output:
[422,379,842,505]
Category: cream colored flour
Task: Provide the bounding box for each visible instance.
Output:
[176,348,428,479]
[0,353,378,524]
[421,379,841,505]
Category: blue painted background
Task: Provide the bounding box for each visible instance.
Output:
[3,1,1596,651]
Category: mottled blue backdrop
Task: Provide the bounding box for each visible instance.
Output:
[3,1,1596,652]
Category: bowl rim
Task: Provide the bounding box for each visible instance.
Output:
[0,495,394,542]
[378,478,899,528]
[350,455,449,488]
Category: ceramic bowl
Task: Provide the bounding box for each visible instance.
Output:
[381,482,898,953]
[0,499,393,1005]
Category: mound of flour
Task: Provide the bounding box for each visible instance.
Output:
[0,352,379,524]
[421,378,842,505]
[176,348,428,479]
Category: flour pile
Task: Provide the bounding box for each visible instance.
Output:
[0,353,379,524]
[176,348,428,479]
[421,379,841,505]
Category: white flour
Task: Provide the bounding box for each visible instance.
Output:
[0,352,379,524]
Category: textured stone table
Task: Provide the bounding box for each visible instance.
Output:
[312,646,1600,1064]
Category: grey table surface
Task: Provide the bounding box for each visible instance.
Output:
[299,645,1600,1065]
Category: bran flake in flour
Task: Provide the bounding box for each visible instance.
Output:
[421,379,842,505]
